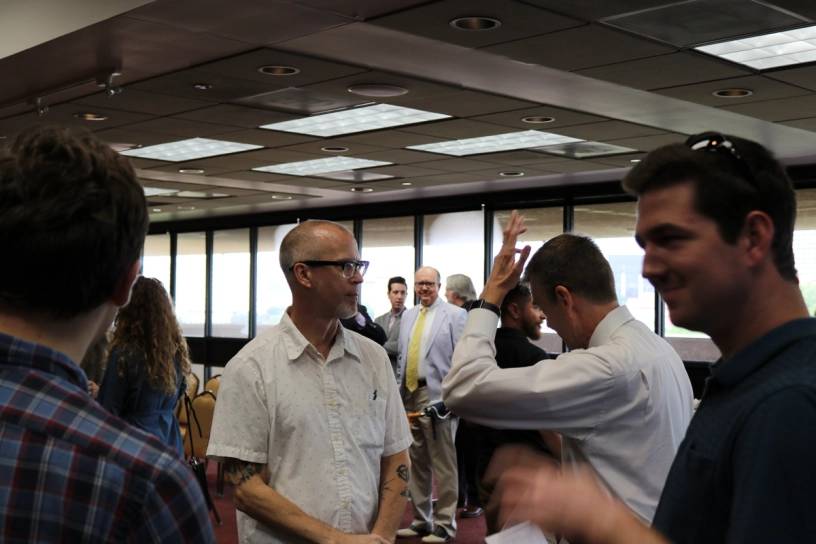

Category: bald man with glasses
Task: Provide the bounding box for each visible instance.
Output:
[208,220,412,544]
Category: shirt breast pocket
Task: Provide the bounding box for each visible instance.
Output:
[352,397,387,451]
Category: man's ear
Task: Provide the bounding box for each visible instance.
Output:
[111,260,141,307]
[506,301,522,320]
[553,285,572,309]
[290,263,313,288]
[742,210,774,266]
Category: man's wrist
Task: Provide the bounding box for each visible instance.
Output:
[480,284,507,307]
[469,298,501,317]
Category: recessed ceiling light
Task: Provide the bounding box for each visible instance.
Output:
[74,112,108,121]
[152,208,162,213]
[192,83,212,91]
[534,141,637,159]
[178,168,205,174]
[350,187,374,193]
[318,170,394,182]
[347,84,409,97]
[271,195,294,200]
[260,103,450,137]
[401,181,413,186]
[695,25,816,70]
[407,130,582,157]
[253,156,392,176]
[499,171,525,177]
[120,138,262,162]
[712,88,753,98]
[450,16,502,31]
[630,158,642,163]
[321,146,350,153]
[521,116,555,124]
[257,65,300,76]
[177,205,196,210]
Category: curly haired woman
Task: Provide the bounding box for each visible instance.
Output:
[98,277,191,457]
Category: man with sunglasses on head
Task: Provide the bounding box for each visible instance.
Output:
[208,220,412,544]
[395,267,467,543]
[483,132,816,544]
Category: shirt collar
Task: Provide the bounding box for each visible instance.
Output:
[279,309,362,364]
[0,330,88,390]
[588,305,633,348]
[710,318,816,388]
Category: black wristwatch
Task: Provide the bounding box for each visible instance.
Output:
[469,299,501,317]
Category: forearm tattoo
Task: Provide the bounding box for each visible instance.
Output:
[396,464,409,482]
[225,459,264,486]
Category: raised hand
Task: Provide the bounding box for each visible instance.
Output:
[482,210,531,305]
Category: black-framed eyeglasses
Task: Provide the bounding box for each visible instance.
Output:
[291,259,369,278]
[685,131,756,188]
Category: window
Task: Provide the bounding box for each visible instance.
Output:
[573,202,656,331]
[360,216,415,319]
[141,234,171,291]
[423,210,485,302]
[212,229,250,338]
[494,207,563,353]
[795,188,816,315]
[256,224,296,333]
[175,232,206,337]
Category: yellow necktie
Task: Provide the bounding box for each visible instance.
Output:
[405,307,428,392]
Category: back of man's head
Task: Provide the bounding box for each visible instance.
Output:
[0,126,148,318]
[523,234,617,304]
[623,132,797,282]
[445,274,477,302]
[501,282,533,318]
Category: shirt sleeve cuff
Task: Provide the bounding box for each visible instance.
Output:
[464,307,500,338]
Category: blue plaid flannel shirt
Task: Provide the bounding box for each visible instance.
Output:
[0,331,215,543]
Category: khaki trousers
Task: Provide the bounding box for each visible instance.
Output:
[403,386,458,537]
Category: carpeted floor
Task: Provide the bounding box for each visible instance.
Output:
[206,462,487,543]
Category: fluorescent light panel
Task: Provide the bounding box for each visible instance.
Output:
[407,130,583,157]
[695,25,816,70]
[259,104,450,137]
[318,170,395,182]
[534,141,637,159]
[121,138,262,162]
[143,187,178,197]
[253,156,392,176]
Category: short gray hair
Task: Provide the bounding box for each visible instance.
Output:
[279,220,353,276]
[445,274,477,302]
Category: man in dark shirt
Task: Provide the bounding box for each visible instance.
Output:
[487,132,816,544]
[0,126,214,542]
[479,282,556,533]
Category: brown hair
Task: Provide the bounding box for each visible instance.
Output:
[0,126,148,317]
[110,277,191,395]
[523,234,617,304]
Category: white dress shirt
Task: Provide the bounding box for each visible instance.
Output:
[442,305,694,522]
[208,311,413,543]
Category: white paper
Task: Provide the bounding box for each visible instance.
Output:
[485,521,552,544]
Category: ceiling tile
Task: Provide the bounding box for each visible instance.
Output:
[398,172,488,187]
[766,64,816,92]
[480,150,567,165]
[521,0,683,21]
[73,89,213,116]
[279,138,387,155]
[370,0,582,48]
[341,129,447,148]
[175,104,298,128]
[293,0,430,20]
[471,106,607,130]
[400,119,517,139]
[300,70,459,107]
[576,52,749,90]
[367,164,446,177]
[554,120,666,141]
[211,128,317,148]
[719,94,816,122]
[399,89,537,118]
[654,75,811,106]
[413,157,503,172]
[606,133,686,151]
[354,149,438,164]
[532,159,613,173]
[0,103,152,137]
[123,117,246,137]
[781,118,816,131]
[130,69,277,102]
[486,24,673,71]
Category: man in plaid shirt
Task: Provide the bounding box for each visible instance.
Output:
[0,126,214,542]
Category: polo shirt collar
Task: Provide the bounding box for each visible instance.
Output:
[588,305,633,348]
[279,309,362,363]
[710,318,816,388]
